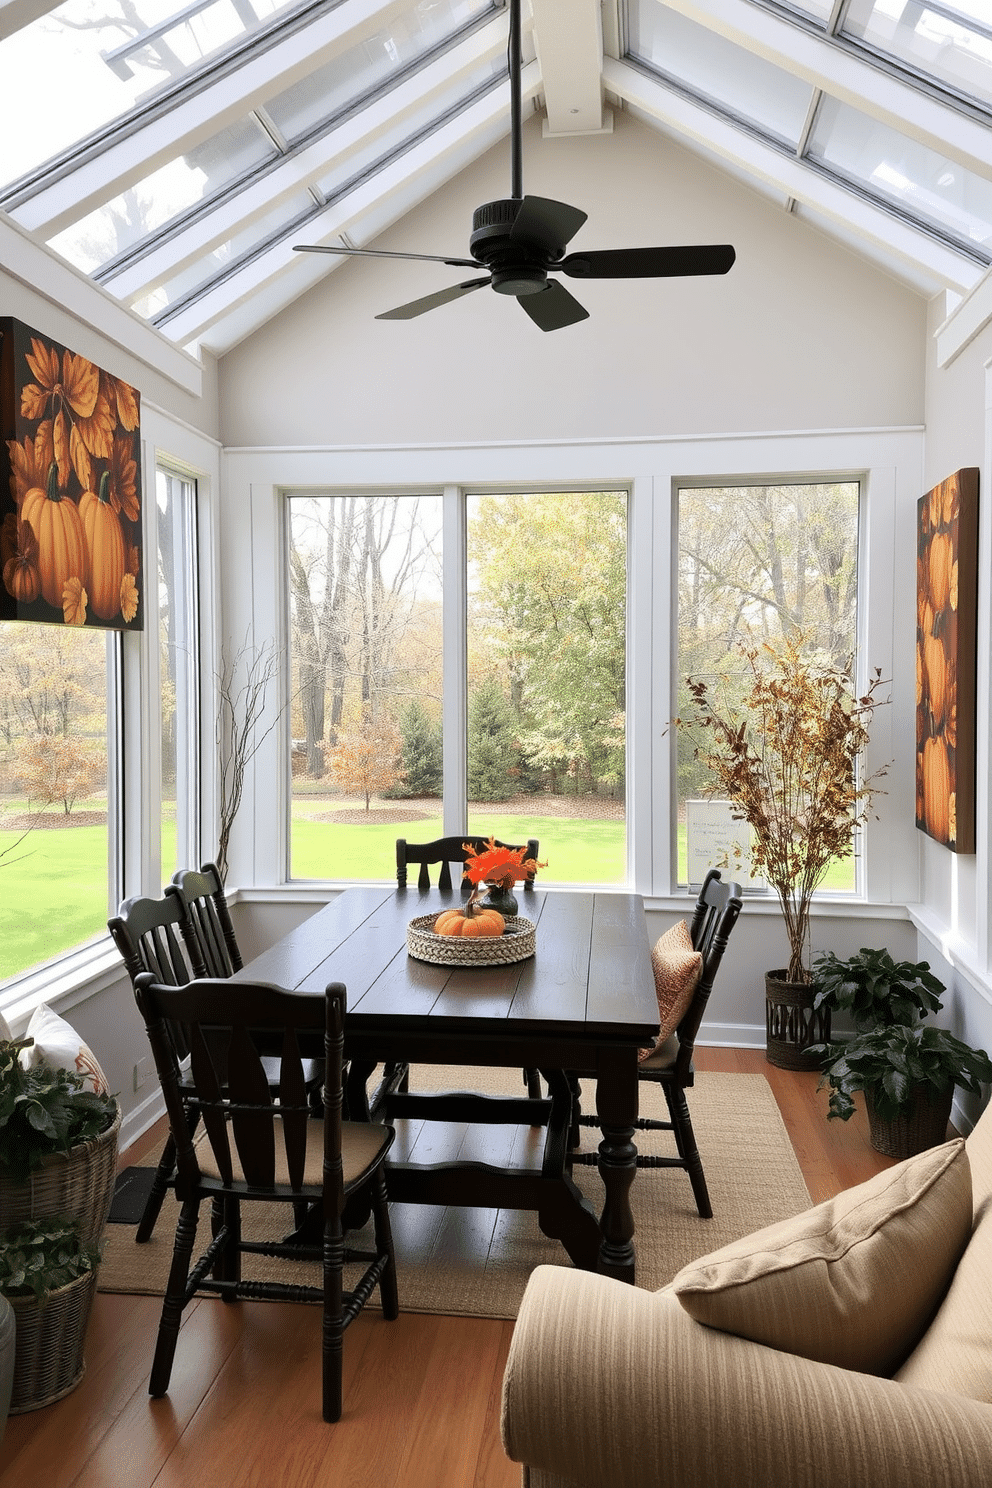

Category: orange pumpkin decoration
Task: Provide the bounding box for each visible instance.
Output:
[434,905,505,938]
[2,517,41,605]
[922,735,951,843]
[80,471,125,620]
[20,463,88,609]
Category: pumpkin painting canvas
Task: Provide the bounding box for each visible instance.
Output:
[916,467,978,853]
[0,318,142,630]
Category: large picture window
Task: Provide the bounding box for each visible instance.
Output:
[286,489,627,884]
[676,480,861,887]
[156,467,199,886]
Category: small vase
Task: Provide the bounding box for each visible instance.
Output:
[484,883,518,917]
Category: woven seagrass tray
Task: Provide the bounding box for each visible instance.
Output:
[407,914,536,966]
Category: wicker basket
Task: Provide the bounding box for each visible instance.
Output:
[407,915,537,966]
[765,972,831,1071]
[866,1084,954,1159]
[7,1271,96,1414]
[0,1104,120,1248]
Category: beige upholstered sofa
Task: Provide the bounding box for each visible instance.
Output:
[501,1098,992,1487]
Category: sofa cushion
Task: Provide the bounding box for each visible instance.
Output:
[19,1004,110,1095]
[897,1107,992,1401]
[672,1137,972,1375]
[639,920,702,1063]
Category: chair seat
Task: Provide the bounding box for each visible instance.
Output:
[195,1118,393,1191]
[637,1034,680,1071]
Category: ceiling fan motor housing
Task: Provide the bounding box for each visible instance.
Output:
[471,199,555,295]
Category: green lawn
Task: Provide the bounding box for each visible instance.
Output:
[0,824,110,982]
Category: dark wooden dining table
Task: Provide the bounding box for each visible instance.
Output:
[235,884,658,1282]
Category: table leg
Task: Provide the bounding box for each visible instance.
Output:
[594,1046,638,1282]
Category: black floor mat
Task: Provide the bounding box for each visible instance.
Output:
[108,1165,157,1224]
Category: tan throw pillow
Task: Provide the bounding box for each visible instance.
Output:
[640,920,702,1063]
[20,1003,110,1095]
[672,1137,972,1376]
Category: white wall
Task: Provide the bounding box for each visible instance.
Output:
[218,111,926,446]
[915,292,992,1129]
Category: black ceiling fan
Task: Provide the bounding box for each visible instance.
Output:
[293,0,735,331]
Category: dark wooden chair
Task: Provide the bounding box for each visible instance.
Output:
[107,893,206,1242]
[395,835,540,892]
[385,834,542,1112]
[167,861,242,977]
[132,973,398,1423]
[570,868,743,1219]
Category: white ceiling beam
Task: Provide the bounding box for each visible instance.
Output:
[605,57,984,296]
[658,0,992,182]
[935,265,992,366]
[102,16,510,303]
[12,0,428,236]
[0,216,201,393]
[159,61,541,347]
[530,0,608,135]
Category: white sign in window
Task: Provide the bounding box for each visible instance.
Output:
[685,800,765,890]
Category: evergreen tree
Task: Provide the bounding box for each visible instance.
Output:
[385,700,442,797]
[467,681,518,801]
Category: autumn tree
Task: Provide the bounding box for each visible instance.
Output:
[17,735,103,816]
[328,715,404,811]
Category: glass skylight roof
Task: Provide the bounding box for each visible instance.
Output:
[3,0,991,354]
[841,1,992,107]
[0,0,304,190]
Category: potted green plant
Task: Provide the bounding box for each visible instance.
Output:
[812,1022,992,1159]
[675,630,887,1069]
[0,1216,102,1414]
[812,947,945,1032]
[0,1036,118,1417]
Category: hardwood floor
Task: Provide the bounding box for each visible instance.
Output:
[0,1050,898,1487]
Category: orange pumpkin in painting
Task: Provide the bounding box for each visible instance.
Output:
[922,735,951,844]
[20,464,88,609]
[80,471,125,620]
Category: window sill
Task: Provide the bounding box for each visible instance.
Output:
[0,935,126,1036]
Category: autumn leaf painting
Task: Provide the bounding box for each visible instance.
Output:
[0,318,142,630]
[916,468,978,853]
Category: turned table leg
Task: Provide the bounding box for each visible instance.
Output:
[594,1045,639,1282]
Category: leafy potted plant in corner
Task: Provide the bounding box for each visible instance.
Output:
[674,630,887,1069]
[812,1021,992,1160]
[811,947,946,1033]
[0,1036,119,1414]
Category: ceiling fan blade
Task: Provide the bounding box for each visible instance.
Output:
[294,243,479,269]
[518,281,589,332]
[375,277,491,321]
[509,196,588,254]
[558,245,736,279]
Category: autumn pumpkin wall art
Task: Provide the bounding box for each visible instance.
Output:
[0,318,142,630]
[916,467,978,853]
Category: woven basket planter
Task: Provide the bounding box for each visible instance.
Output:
[7,1271,96,1414]
[0,1104,120,1248]
[765,972,831,1071]
[866,1083,954,1160]
[407,915,536,966]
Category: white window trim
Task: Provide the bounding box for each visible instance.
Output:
[222,423,922,906]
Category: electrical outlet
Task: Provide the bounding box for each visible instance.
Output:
[133,1057,152,1092]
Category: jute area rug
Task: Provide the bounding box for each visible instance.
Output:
[98,1067,810,1320]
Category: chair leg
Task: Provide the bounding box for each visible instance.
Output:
[322,1218,345,1423]
[664,1085,712,1219]
[371,1169,399,1321]
[150,1197,199,1397]
[525,1067,542,1099]
[135,1132,177,1244]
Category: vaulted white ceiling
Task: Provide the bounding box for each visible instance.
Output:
[1,0,990,370]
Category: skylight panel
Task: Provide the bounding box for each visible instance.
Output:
[841,0,992,108]
[264,0,492,141]
[808,95,992,253]
[0,0,301,190]
[627,0,815,147]
[46,117,278,274]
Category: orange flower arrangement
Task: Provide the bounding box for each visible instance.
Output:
[462,837,544,893]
